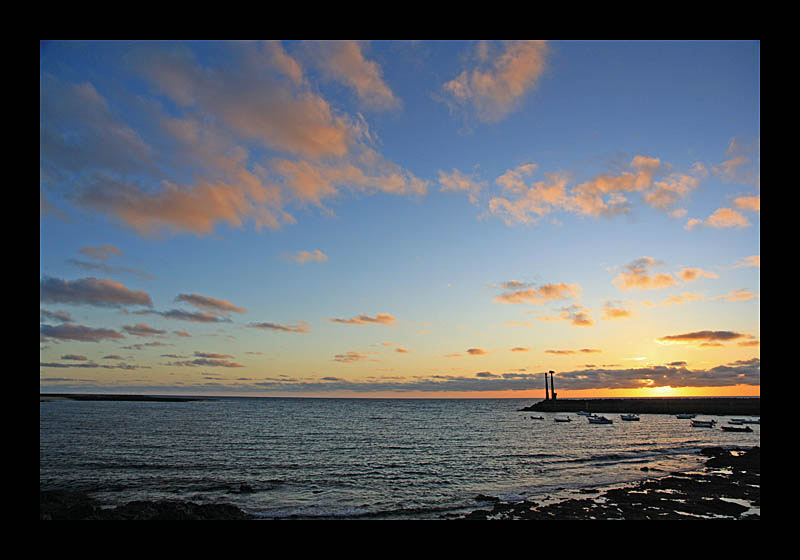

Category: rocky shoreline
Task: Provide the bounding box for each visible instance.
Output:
[41,446,759,520]
[458,446,760,520]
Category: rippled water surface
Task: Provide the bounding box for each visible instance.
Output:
[40,397,760,519]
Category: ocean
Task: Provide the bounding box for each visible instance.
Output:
[39,397,760,519]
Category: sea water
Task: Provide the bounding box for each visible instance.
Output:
[39,397,760,519]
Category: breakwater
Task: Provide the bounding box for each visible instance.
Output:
[520,397,759,416]
[40,393,212,403]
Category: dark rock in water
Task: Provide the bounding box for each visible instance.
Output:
[40,491,256,520]
[474,494,500,502]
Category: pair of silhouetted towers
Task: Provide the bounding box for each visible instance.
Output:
[544,370,557,400]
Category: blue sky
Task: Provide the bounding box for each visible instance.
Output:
[40,40,759,397]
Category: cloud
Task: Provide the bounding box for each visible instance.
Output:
[438,168,487,204]
[333,351,367,363]
[487,155,703,226]
[248,321,310,334]
[165,357,244,368]
[466,348,488,355]
[721,289,759,302]
[612,257,677,291]
[685,207,751,230]
[122,323,167,337]
[79,244,123,261]
[601,301,633,320]
[137,309,231,323]
[329,313,396,325]
[289,249,328,264]
[494,282,581,304]
[41,42,426,238]
[193,352,235,359]
[440,40,549,124]
[545,348,601,355]
[538,304,594,326]
[732,255,760,268]
[41,309,72,323]
[657,330,756,346]
[304,40,400,110]
[40,323,124,343]
[40,276,153,308]
[734,195,760,212]
[510,347,530,352]
[175,293,247,315]
[677,267,718,282]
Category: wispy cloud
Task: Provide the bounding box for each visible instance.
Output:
[303,40,400,111]
[40,323,124,343]
[329,313,396,325]
[494,282,581,304]
[440,40,549,125]
[40,276,152,308]
[289,249,328,264]
[248,321,310,334]
[657,330,757,347]
[175,293,247,315]
[612,257,677,291]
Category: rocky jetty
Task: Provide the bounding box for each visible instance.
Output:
[458,446,760,520]
[519,397,759,416]
[40,393,213,403]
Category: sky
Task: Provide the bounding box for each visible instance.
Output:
[40,40,760,398]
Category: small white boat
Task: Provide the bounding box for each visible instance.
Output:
[529,416,544,420]
[588,415,613,424]
[554,416,571,423]
[620,414,639,421]
[576,411,593,416]
[676,414,696,419]
[728,418,746,424]
[691,419,716,428]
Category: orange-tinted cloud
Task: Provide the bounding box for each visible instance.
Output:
[538,304,594,326]
[612,257,677,291]
[466,348,488,355]
[304,40,400,110]
[290,249,328,263]
[333,351,367,363]
[441,40,549,124]
[329,313,396,325]
[685,207,751,230]
[494,282,581,304]
[175,293,247,315]
[677,267,718,282]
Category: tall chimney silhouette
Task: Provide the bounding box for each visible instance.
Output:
[544,371,550,400]
[550,371,557,400]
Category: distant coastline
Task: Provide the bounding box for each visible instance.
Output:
[520,397,759,416]
[40,393,214,403]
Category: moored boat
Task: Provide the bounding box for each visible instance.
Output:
[529,416,544,420]
[554,416,571,422]
[721,425,753,433]
[691,419,716,428]
[588,415,613,424]
[620,414,640,421]
[676,413,696,419]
